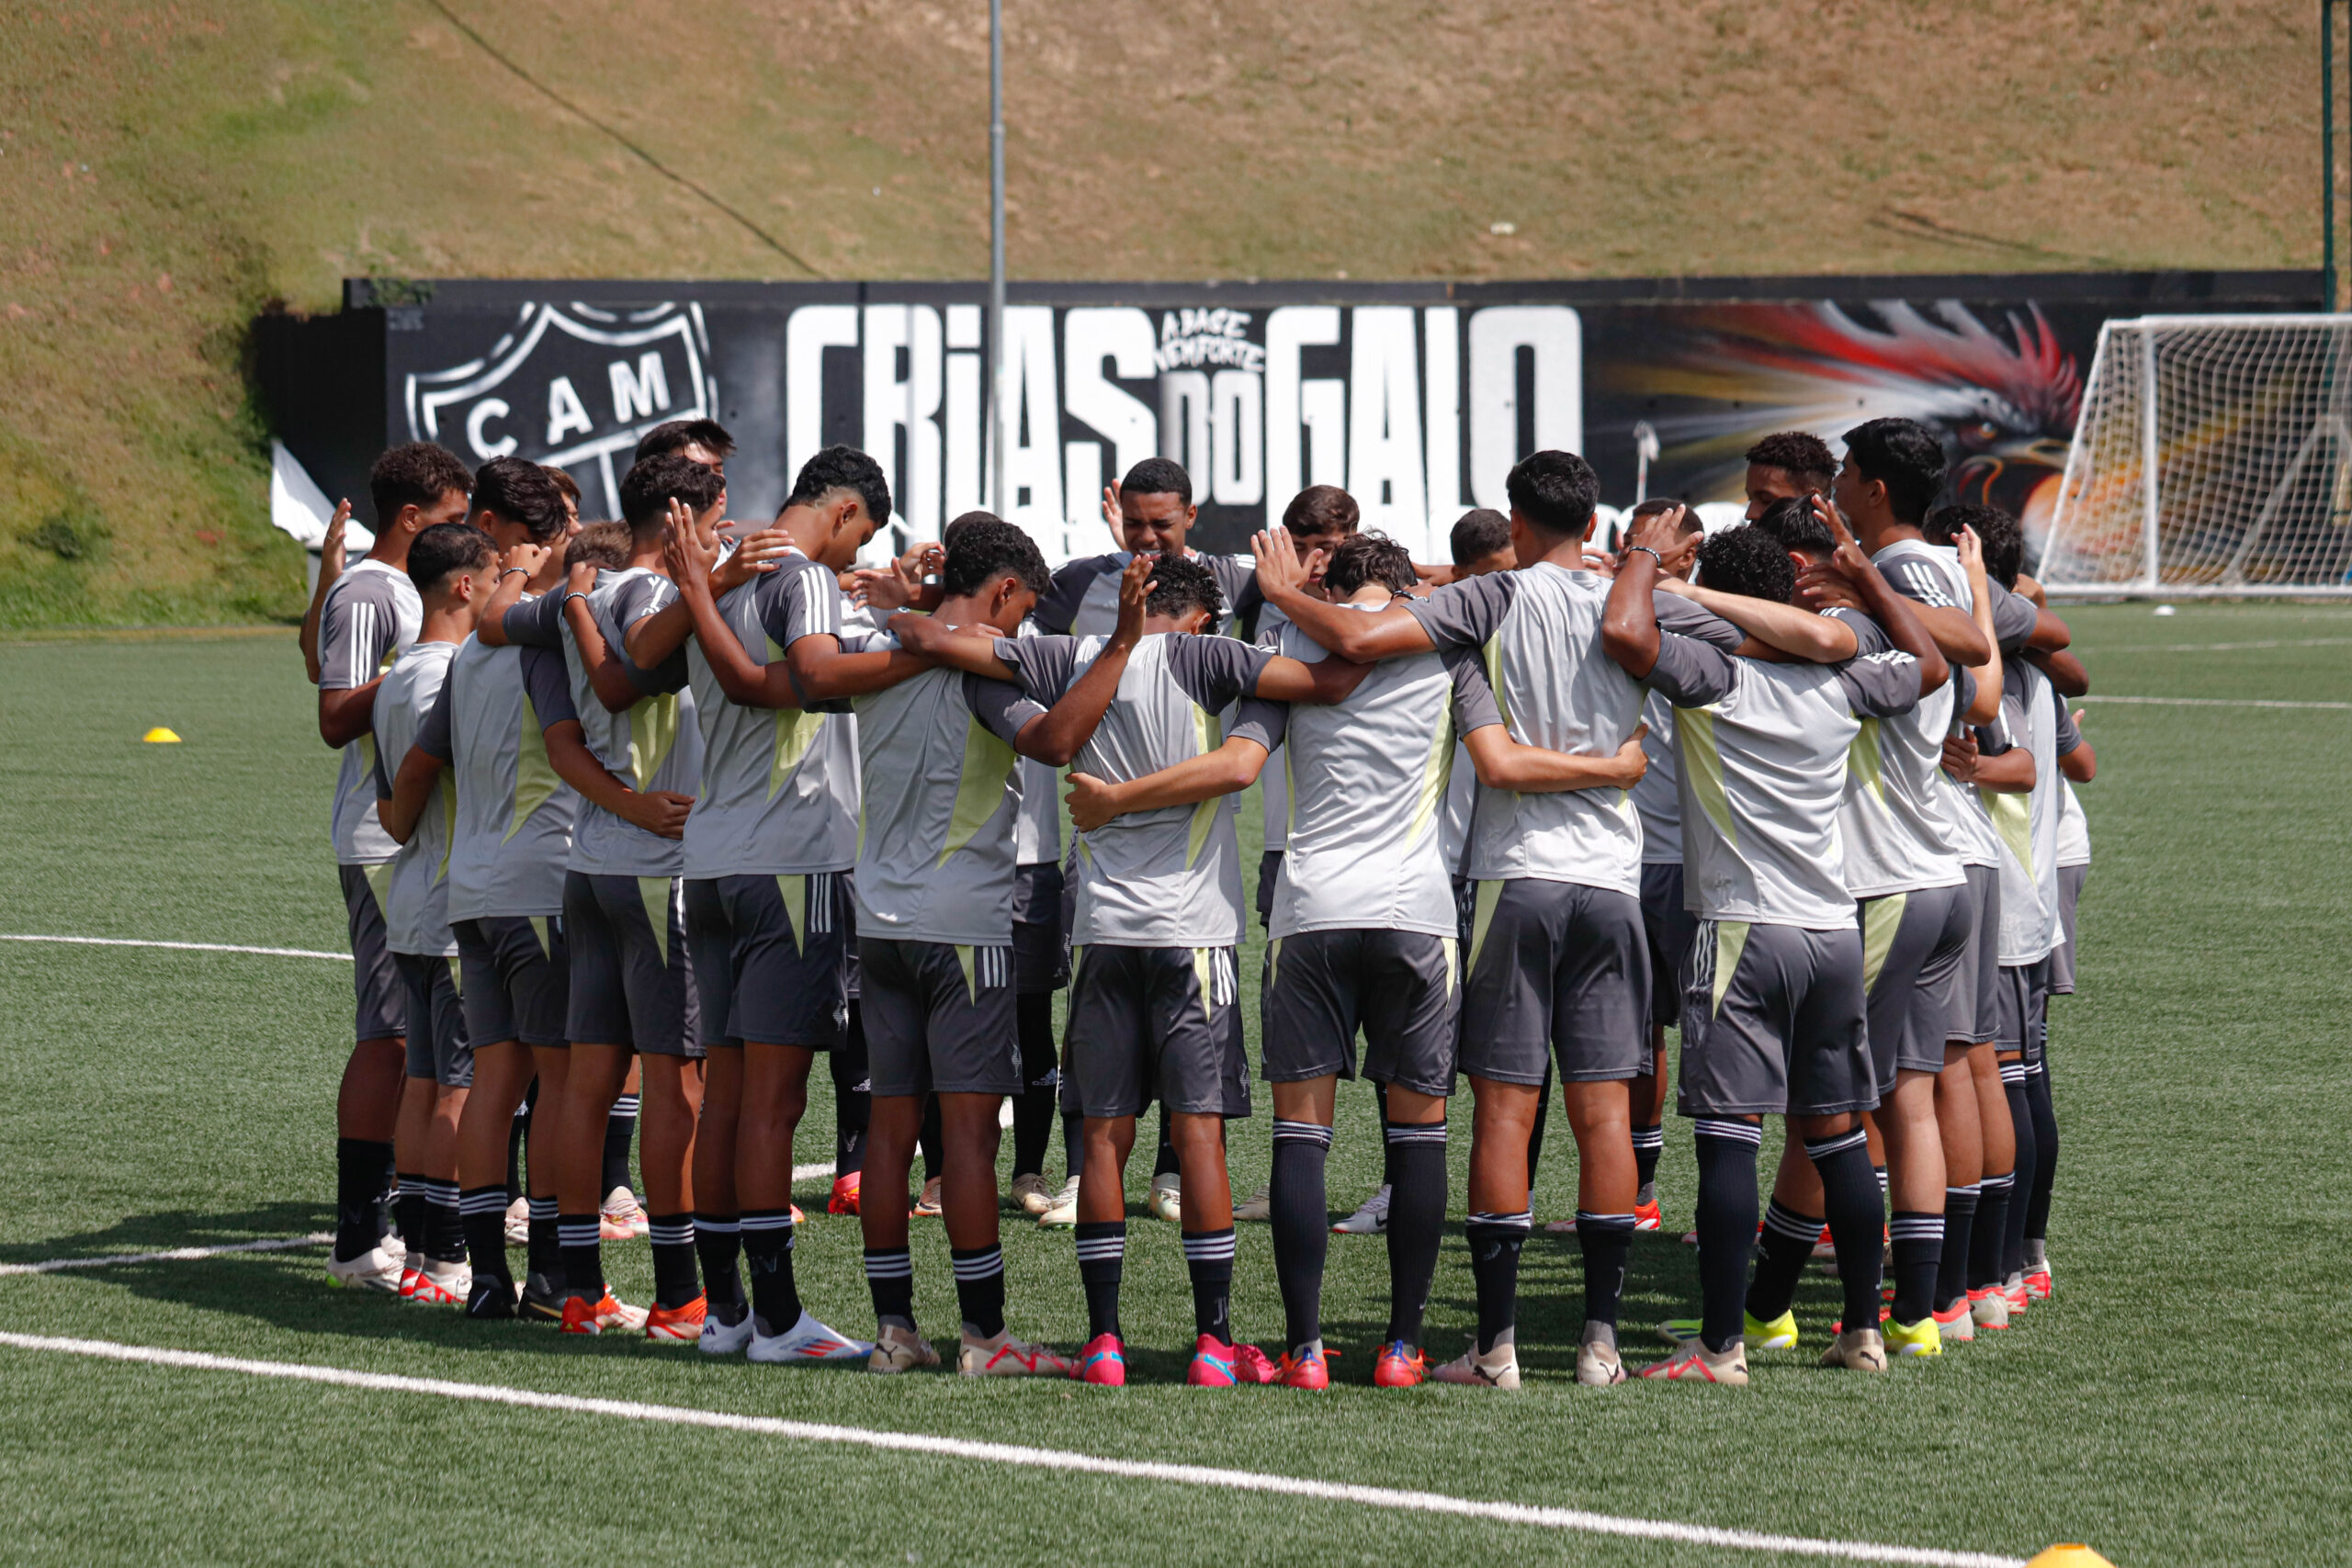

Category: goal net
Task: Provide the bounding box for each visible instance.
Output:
[2039,314,2352,597]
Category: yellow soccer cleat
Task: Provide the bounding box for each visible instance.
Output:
[1883,1314,1943,1359]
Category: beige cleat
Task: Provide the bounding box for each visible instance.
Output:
[1010,1172,1055,1216]
[958,1329,1075,1378]
[1035,1175,1081,1229]
[1148,1172,1183,1224]
[1431,1334,1521,1390]
[1639,1340,1750,1384]
[867,1324,941,1374]
[1818,1326,1889,1371]
[1970,1287,2011,1330]
[1575,1333,1627,1387]
[326,1246,403,1293]
[1234,1184,1272,1223]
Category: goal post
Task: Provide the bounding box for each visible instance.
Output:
[2038,314,2352,598]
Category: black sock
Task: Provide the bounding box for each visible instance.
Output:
[1937,1186,1978,1312]
[1182,1227,1237,1346]
[1525,1062,1554,1185]
[1062,1111,1085,1184]
[1373,1081,1396,1187]
[695,1213,745,1318]
[558,1213,603,1302]
[1745,1199,1821,1324]
[741,1210,800,1330]
[526,1195,560,1283]
[395,1172,430,1267]
[2000,1068,2035,1282]
[865,1246,914,1327]
[1576,1210,1636,1329]
[1464,1209,1531,1356]
[1889,1210,1945,1326]
[1970,1172,2013,1291]
[646,1213,700,1309]
[335,1138,393,1259]
[2024,1066,2058,1247]
[1152,1103,1180,1180]
[918,1096,944,1184]
[1382,1120,1447,1348]
[1270,1120,1331,1352]
[425,1179,467,1264]
[832,1010,869,1176]
[1692,1121,1763,1354]
[950,1244,1006,1339]
[505,1103,528,1202]
[1075,1221,1125,1340]
[1805,1128,1885,1335]
[378,1144,400,1242]
[459,1185,512,1283]
[1012,991,1057,1179]
[602,1095,638,1198]
[1632,1123,1665,1199]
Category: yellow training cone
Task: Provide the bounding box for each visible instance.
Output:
[142,727,182,744]
[2028,1549,2115,1568]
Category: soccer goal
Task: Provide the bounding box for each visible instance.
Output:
[2039,314,2352,597]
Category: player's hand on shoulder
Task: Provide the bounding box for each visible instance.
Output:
[1064,772,1122,831]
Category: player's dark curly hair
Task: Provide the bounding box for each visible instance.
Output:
[405,522,493,594]
[1504,449,1600,537]
[368,442,471,528]
[1751,494,1836,560]
[1841,418,1947,525]
[634,418,736,464]
[1121,456,1193,508]
[1323,533,1418,599]
[619,453,726,530]
[786,445,893,527]
[1926,502,2022,588]
[941,514,1051,599]
[1141,552,1225,622]
[1744,431,1837,491]
[1282,484,1359,540]
[469,456,569,543]
[1448,507,1510,566]
[1697,525,1796,604]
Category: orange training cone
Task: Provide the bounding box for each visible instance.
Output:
[2027,1549,2115,1568]
[141,727,182,744]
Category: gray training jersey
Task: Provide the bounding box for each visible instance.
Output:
[562,567,704,878]
[1631,691,1683,865]
[850,640,1048,947]
[372,640,460,957]
[1012,620,1062,868]
[1977,659,2062,965]
[994,632,1276,948]
[428,596,579,921]
[1829,607,1970,899]
[318,558,424,865]
[1644,631,1926,929]
[682,552,860,879]
[1259,615,1501,941]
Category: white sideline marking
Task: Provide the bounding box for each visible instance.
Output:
[0,1235,333,1277]
[792,1161,835,1181]
[0,934,352,961]
[0,1331,2026,1568]
[2074,694,2352,710]
[2098,635,2352,654]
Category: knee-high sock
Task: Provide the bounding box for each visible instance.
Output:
[1969,1171,2013,1291]
[1464,1209,1532,1355]
[559,1213,603,1303]
[1182,1227,1237,1346]
[1692,1121,1763,1354]
[459,1185,512,1284]
[1936,1185,1978,1313]
[831,1010,869,1177]
[1576,1210,1636,1334]
[646,1213,700,1310]
[526,1194,561,1286]
[695,1212,744,1317]
[1804,1128,1885,1336]
[865,1246,914,1328]
[1745,1198,1822,1323]
[505,1100,529,1202]
[1270,1120,1331,1352]
[335,1138,393,1259]
[2023,1066,2058,1248]
[1888,1211,1945,1326]
[1152,1102,1181,1181]
[741,1210,799,1330]
[1011,991,1057,1179]
[950,1244,1005,1339]
[395,1172,429,1263]
[1382,1119,1447,1348]
[1632,1123,1665,1202]
[1062,1111,1084,1184]
[1075,1221,1125,1340]
[601,1095,638,1198]
[917,1094,944,1184]
[2000,1065,2036,1282]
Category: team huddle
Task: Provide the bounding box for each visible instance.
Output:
[306,412,2092,1388]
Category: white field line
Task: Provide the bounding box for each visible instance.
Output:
[2095,635,2352,654]
[0,1235,333,1277]
[2073,694,2352,710]
[0,1331,2027,1568]
[0,934,352,961]
[792,1161,836,1180]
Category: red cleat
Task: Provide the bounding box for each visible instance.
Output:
[828,1172,862,1216]
[1374,1341,1427,1387]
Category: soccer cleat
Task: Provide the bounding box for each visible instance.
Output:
[503,1197,530,1247]
[1036,1174,1081,1229]
[519,1272,569,1323]
[1657,1310,1796,1350]
[1234,1184,1272,1223]
[2025,1261,2054,1301]
[1274,1343,1334,1390]
[1010,1172,1055,1215]
[1080,1332,1128,1386]
[1333,1185,1391,1235]
[827,1171,863,1216]
[409,1258,470,1306]
[326,1247,403,1293]
[790,1203,806,1225]
[601,1186,649,1242]
[747,1309,872,1364]
[558,1292,647,1336]
[1883,1315,1943,1359]
[463,1275,517,1319]
[912,1176,944,1218]
[1544,1214,1579,1235]
[1186,1335,1250,1387]
[700,1303,757,1357]
[1234,1343,1279,1383]
[1969,1286,2011,1330]
[1818,1326,1889,1371]
[397,1265,423,1301]
[1633,1198,1664,1233]
[1932,1298,1976,1344]
[643,1295,707,1341]
[1374,1341,1428,1387]
[1432,1337,1518,1390]
[2003,1277,2030,1315]
[1576,1337,1628,1386]
[1638,1341,1748,1385]
[958,1329,1074,1378]
[1148,1172,1183,1224]
[867,1323,941,1374]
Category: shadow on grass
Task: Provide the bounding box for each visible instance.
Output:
[0,1202,334,1266]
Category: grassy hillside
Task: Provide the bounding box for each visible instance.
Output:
[0,0,2324,627]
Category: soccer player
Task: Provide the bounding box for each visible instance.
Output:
[318,442,471,1292]
[1742,431,1838,520]
[854,520,1150,1376]
[634,417,735,475]
[1607,513,1947,1383]
[373,522,500,1304]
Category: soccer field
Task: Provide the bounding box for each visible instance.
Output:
[1,604,2346,1567]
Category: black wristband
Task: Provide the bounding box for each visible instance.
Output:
[1628,545,1664,568]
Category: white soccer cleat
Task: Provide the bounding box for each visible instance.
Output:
[1148,1172,1183,1224]
[1334,1184,1391,1235]
[699,1304,757,1357]
[1234,1184,1272,1223]
[1431,1333,1521,1390]
[1036,1175,1081,1229]
[503,1198,530,1247]
[1010,1172,1055,1216]
[326,1247,403,1293]
[408,1258,470,1305]
[749,1309,875,1364]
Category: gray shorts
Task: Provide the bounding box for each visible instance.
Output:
[1994,958,2050,1065]
[1261,928,1458,1098]
[452,916,570,1049]
[1679,919,1877,1120]
[1460,878,1647,1085]
[394,951,473,1088]
[1954,863,2002,1045]
[340,863,406,1043]
[1640,862,1698,1039]
[2049,863,2087,997]
[1064,944,1250,1119]
[685,873,851,1050]
[1012,863,1070,994]
[1860,882,1974,1088]
[562,871,702,1057]
[861,937,1021,1098]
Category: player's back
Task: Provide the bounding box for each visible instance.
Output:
[375,640,460,954]
[852,661,1024,946]
[445,624,575,923]
[561,567,701,876]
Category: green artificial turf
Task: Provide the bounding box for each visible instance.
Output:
[1,604,2347,1566]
